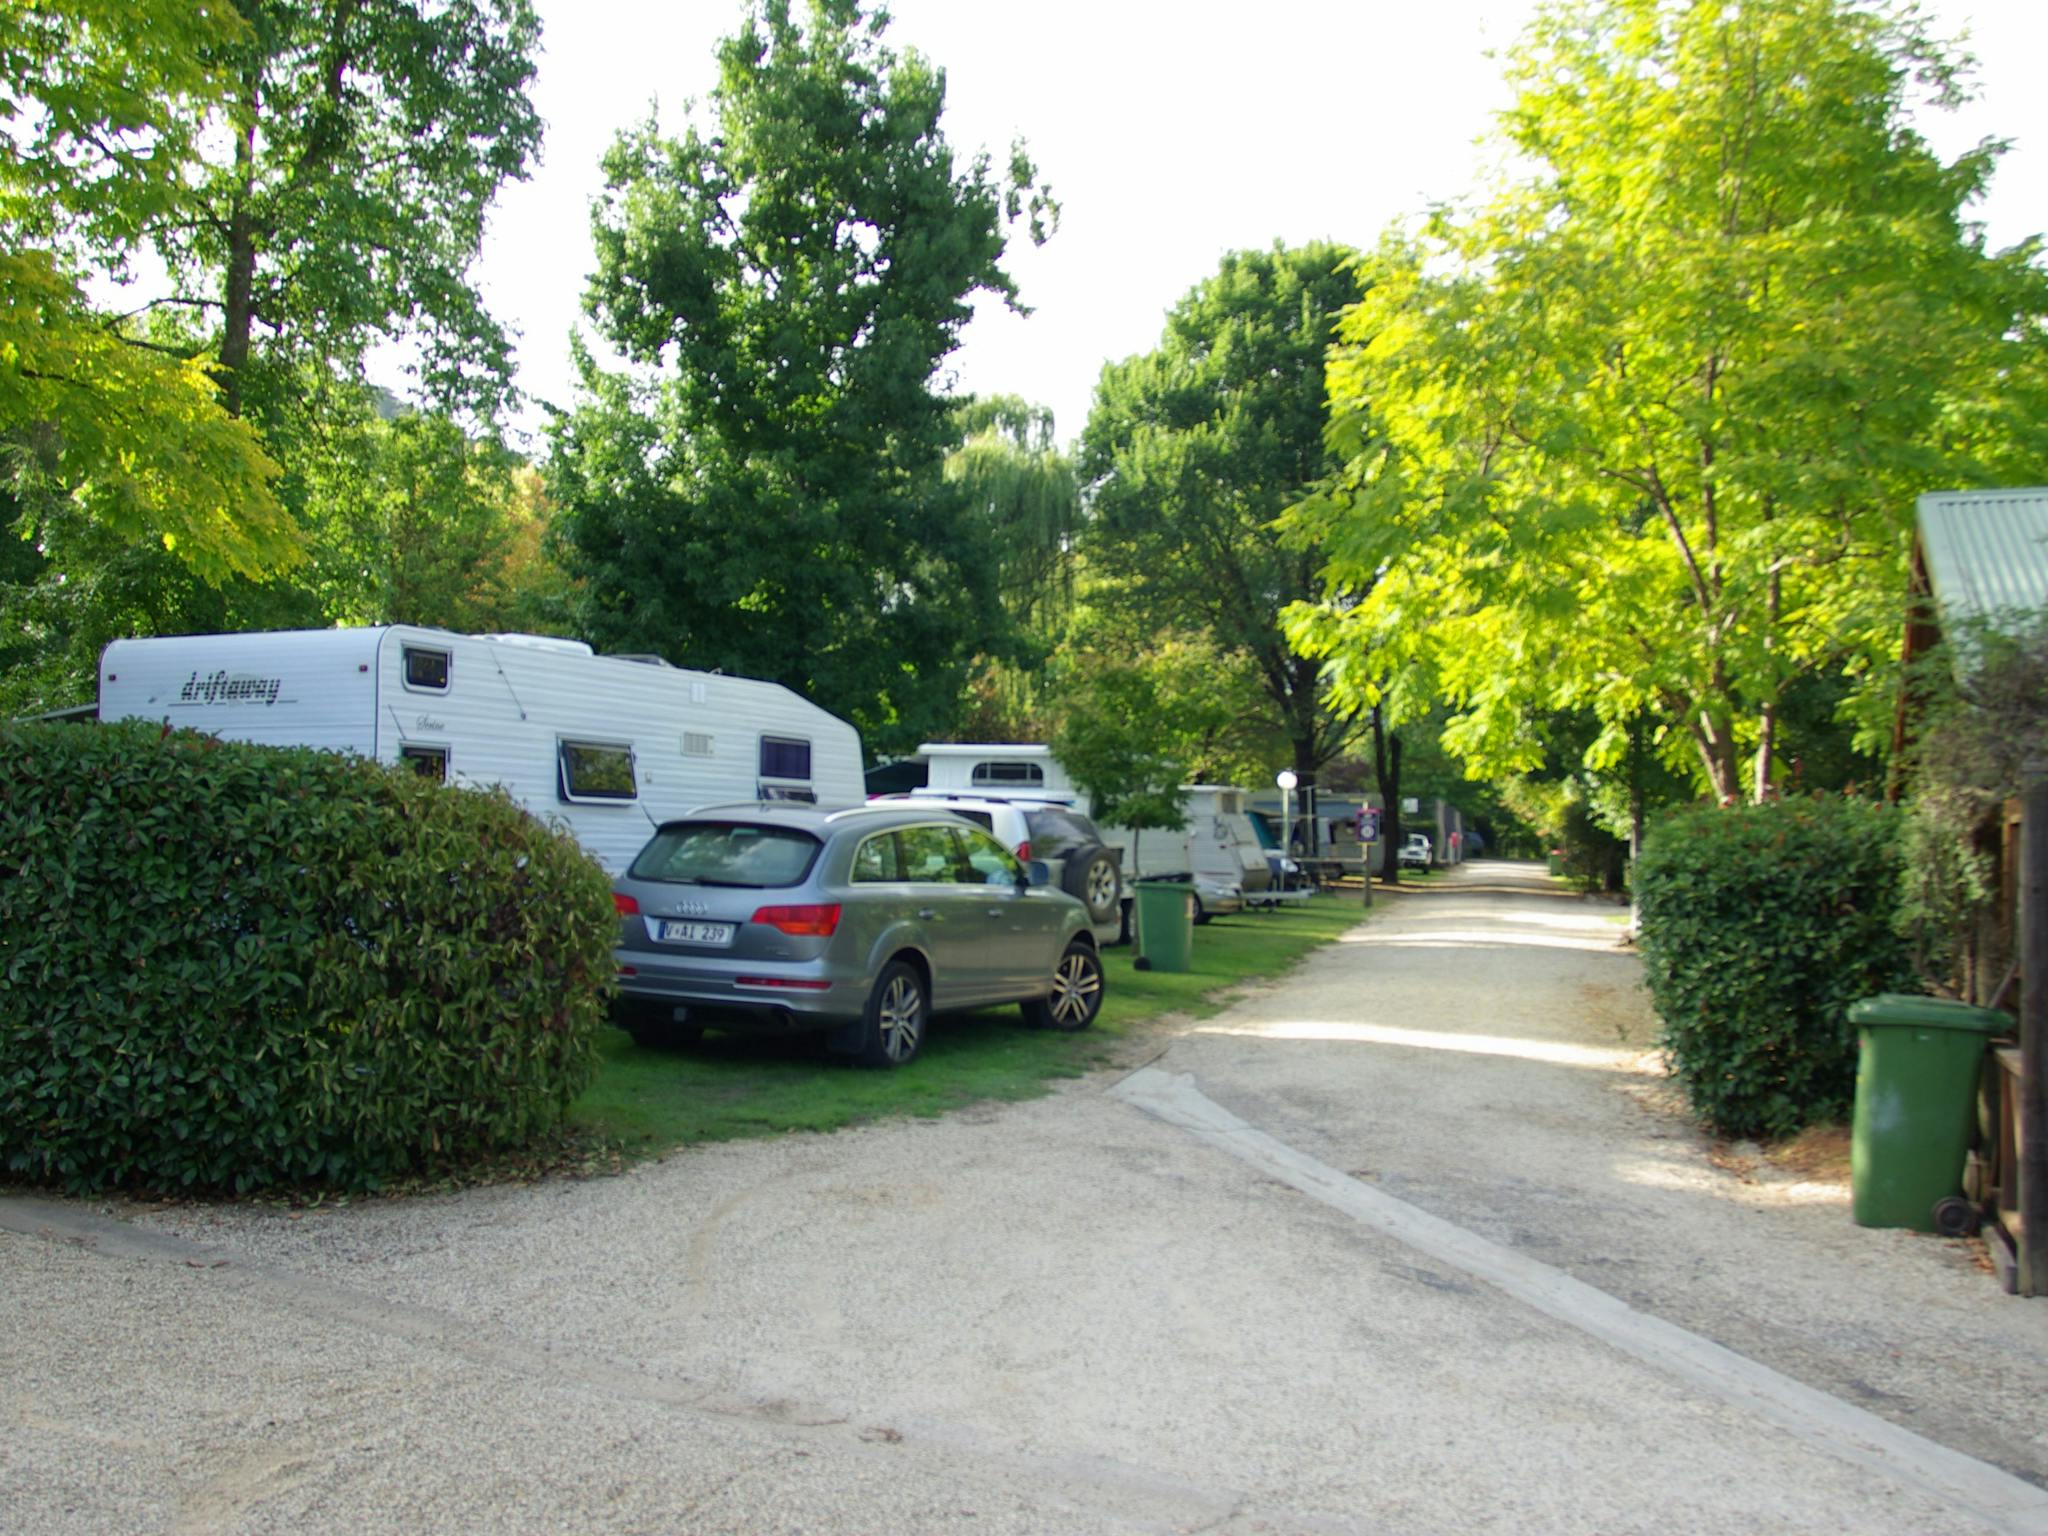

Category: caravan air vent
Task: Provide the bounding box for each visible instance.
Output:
[479,633,595,656]
[609,653,675,667]
[682,732,715,758]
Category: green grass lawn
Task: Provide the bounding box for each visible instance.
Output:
[569,893,1373,1157]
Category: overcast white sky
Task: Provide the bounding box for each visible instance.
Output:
[471,0,2048,454]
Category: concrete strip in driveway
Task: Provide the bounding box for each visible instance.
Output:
[1112,1066,2048,1536]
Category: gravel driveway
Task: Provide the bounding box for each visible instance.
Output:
[6,860,2048,1534]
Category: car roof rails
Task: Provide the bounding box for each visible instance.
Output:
[873,790,1081,807]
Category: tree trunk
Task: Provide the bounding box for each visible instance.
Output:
[1629,715,1646,938]
[1371,709,1403,888]
[1693,710,1741,806]
[218,73,262,418]
[1752,566,1782,803]
[1752,699,1777,804]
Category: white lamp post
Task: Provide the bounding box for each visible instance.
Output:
[1276,769,1298,865]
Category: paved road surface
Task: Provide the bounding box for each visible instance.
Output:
[6,859,2048,1534]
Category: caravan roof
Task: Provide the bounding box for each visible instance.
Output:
[916,742,1055,759]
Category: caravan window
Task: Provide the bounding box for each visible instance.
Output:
[558,740,637,802]
[972,761,1043,787]
[401,744,448,783]
[759,736,812,780]
[402,646,450,692]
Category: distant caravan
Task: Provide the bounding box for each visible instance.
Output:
[97,626,865,874]
[900,742,1287,920]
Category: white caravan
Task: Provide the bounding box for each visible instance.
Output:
[912,744,1272,896]
[98,627,866,875]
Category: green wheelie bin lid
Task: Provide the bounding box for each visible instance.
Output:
[1846,994,2013,1035]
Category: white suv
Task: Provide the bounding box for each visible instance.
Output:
[872,795,1126,945]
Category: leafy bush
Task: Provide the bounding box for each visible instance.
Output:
[1636,795,1913,1139]
[0,721,615,1193]
[1897,619,2048,999]
[1557,794,1628,894]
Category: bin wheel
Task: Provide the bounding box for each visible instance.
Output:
[1931,1196,1980,1239]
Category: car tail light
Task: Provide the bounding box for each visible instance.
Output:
[1014,840,1032,862]
[750,903,842,937]
[736,976,833,991]
[614,892,641,916]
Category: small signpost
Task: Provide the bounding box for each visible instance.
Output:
[1358,807,1379,909]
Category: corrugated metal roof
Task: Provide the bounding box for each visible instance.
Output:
[1917,487,2048,631]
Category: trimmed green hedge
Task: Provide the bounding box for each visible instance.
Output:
[1636,796,1913,1140]
[0,721,615,1192]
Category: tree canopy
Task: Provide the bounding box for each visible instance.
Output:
[946,395,1077,645]
[2,0,547,712]
[161,0,543,419]
[1286,0,2048,805]
[550,0,1054,756]
[1,1,292,582]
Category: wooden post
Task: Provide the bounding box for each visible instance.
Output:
[2021,760,2048,1297]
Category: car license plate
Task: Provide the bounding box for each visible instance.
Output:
[655,919,735,947]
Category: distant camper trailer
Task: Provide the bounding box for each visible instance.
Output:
[911,743,1272,894]
[97,627,865,875]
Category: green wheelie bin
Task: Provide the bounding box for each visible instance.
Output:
[1133,880,1194,973]
[1848,994,2010,1233]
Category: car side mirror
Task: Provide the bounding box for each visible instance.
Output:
[1022,859,1052,889]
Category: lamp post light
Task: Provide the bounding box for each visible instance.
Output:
[1276,769,1298,874]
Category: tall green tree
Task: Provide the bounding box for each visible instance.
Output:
[1048,649,1188,865]
[292,397,565,631]
[1,1,293,582]
[1080,243,1364,790]
[158,0,542,419]
[1288,0,2048,805]
[550,0,1055,755]
[0,385,557,716]
[946,395,1077,642]
[941,395,1078,741]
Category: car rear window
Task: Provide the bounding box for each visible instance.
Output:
[629,822,822,888]
[1024,807,1099,853]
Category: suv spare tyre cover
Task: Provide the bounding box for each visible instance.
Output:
[1061,846,1121,922]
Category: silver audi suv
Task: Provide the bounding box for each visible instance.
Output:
[610,803,1106,1067]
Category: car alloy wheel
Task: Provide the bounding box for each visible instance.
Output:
[856,960,928,1068]
[1032,942,1102,1032]
[1062,847,1121,922]
[876,973,923,1060]
[1085,858,1118,913]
